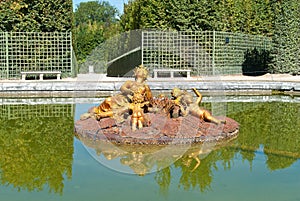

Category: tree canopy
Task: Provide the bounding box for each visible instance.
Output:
[0,0,73,32]
[270,0,300,74]
[120,0,279,36]
[73,1,120,63]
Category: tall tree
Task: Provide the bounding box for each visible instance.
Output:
[121,0,213,31]
[74,1,120,63]
[0,0,73,32]
[74,1,118,26]
[121,0,279,36]
[270,0,300,74]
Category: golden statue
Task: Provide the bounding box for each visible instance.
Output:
[93,65,152,121]
[171,87,225,125]
[81,65,228,133]
[128,89,150,131]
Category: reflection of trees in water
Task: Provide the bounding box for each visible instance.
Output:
[0,105,74,194]
[155,167,171,196]
[230,102,300,170]
[150,102,299,193]
[174,155,213,192]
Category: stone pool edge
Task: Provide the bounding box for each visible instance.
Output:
[0,79,299,97]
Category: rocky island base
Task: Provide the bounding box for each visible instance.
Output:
[75,113,239,145]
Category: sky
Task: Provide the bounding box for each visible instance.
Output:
[73,0,129,13]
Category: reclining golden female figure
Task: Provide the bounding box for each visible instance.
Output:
[94,65,152,120]
[171,87,225,125]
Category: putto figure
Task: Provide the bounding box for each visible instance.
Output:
[171,87,225,125]
[128,89,150,131]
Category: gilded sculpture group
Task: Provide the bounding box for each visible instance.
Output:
[88,65,225,131]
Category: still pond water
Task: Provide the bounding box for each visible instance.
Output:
[0,96,299,201]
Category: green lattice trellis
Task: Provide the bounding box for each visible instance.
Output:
[142,31,272,76]
[0,32,74,80]
[79,30,272,76]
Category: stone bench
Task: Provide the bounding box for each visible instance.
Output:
[153,69,191,78]
[21,71,61,81]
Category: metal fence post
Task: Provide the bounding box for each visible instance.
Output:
[70,32,73,77]
[5,32,9,79]
[212,30,216,76]
[141,31,144,66]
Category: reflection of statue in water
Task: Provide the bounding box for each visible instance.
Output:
[120,151,149,176]
[83,65,152,121]
[171,87,226,125]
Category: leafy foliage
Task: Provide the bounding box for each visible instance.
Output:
[73,1,120,64]
[121,0,279,36]
[0,0,73,32]
[270,0,300,75]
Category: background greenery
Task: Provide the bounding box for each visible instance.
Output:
[0,0,299,74]
[270,0,300,75]
[73,1,120,63]
[121,0,299,74]
[0,0,73,32]
[121,0,277,36]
